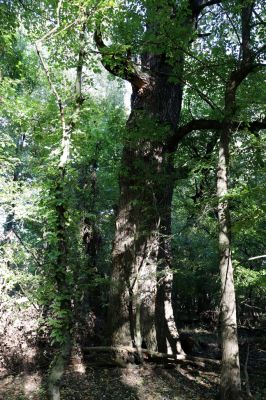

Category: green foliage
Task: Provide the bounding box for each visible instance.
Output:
[0,0,265,359]
[0,0,126,349]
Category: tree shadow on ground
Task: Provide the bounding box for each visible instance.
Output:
[60,367,140,400]
[59,361,220,400]
[152,365,219,399]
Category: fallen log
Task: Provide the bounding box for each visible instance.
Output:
[82,346,220,369]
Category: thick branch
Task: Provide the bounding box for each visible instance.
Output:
[166,118,266,152]
[94,26,151,90]
[35,42,67,150]
[224,3,256,115]
[167,119,222,151]
[194,0,222,14]
[241,2,254,63]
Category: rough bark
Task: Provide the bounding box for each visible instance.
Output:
[108,140,172,350]
[95,0,265,356]
[107,55,183,351]
[98,2,203,354]
[155,163,184,355]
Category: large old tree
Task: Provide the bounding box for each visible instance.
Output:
[95,0,208,354]
[0,1,265,399]
[95,0,265,397]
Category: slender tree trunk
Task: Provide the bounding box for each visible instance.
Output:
[155,158,184,354]
[47,300,72,400]
[2,133,25,243]
[217,128,242,400]
[217,4,256,396]
[80,157,102,309]
[36,15,87,399]
[46,177,73,400]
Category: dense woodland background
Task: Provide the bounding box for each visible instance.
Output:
[0,1,265,400]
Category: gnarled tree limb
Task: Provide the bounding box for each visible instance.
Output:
[94,25,151,90]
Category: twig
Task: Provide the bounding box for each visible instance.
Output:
[18,0,54,23]
[13,230,43,268]
[35,1,67,157]
[219,3,241,46]
[182,78,223,113]
[248,255,266,260]
[35,0,89,168]
[35,0,63,44]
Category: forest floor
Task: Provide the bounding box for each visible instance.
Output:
[0,327,265,400]
[0,363,221,400]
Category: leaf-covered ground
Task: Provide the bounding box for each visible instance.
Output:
[0,307,265,400]
[1,341,266,400]
[0,364,219,400]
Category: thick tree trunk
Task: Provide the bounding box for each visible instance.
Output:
[108,143,167,350]
[217,129,242,400]
[107,52,183,352]
[98,1,205,356]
